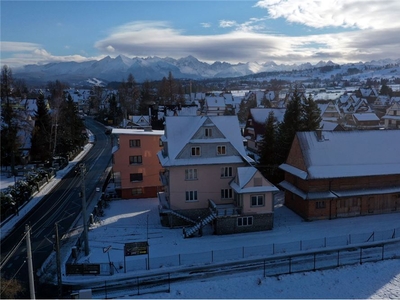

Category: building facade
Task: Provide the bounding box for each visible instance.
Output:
[157,116,279,237]
[111,128,164,199]
[279,130,400,220]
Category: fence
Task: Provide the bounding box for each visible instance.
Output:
[84,240,400,299]
[68,226,400,276]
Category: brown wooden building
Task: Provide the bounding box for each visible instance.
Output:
[279,130,400,220]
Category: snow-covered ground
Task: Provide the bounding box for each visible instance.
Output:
[2,134,400,299]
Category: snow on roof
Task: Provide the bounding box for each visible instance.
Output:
[353,113,380,121]
[111,128,164,136]
[205,96,226,107]
[293,130,400,179]
[161,116,253,166]
[320,121,341,131]
[231,166,279,193]
[250,108,286,124]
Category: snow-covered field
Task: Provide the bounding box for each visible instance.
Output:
[2,139,399,299]
[62,196,400,299]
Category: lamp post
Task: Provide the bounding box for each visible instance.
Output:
[80,163,90,256]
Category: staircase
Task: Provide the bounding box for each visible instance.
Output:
[183,211,217,238]
[167,210,197,224]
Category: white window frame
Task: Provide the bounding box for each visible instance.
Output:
[191,146,201,156]
[251,195,265,207]
[221,166,233,178]
[185,191,198,202]
[221,188,233,199]
[185,168,198,180]
[205,128,212,137]
[129,139,141,148]
[129,155,142,165]
[237,216,253,226]
[217,145,226,155]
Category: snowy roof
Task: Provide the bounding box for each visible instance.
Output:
[205,96,226,107]
[111,128,164,136]
[230,167,279,194]
[353,113,380,121]
[281,130,400,179]
[320,121,342,131]
[159,116,253,166]
[250,108,286,124]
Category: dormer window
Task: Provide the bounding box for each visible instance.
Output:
[191,146,201,156]
[205,128,212,137]
[217,145,226,155]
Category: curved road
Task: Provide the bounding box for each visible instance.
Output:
[0,118,112,299]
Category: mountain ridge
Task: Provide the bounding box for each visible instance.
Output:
[12,55,400,85]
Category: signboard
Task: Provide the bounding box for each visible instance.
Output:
[66,263,100,275]
[124,241,148,256]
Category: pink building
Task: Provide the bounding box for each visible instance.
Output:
[157,116,279,237]
[111,128,164,199]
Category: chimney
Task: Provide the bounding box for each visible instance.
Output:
[316,129,323,141]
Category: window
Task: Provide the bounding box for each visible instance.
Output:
[129,139,141,148]
[185,191,198,202]
[217,146,226,155]
[129,155,142,164]
[130,173,143,182]
[237,216,253,226]
[316,201,326,209]
[205,128,212,137]
[221,189,233,199]
[131,188,143,195]
[185,168,198,180]
[191,146,201,156]
[221,166,233,178]
[251,195,264,207]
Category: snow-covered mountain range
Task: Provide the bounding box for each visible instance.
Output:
[13,55,400,85]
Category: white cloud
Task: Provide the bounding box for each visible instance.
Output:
[255,0,400,30]
[92,19,400,65]
[201,23,211,28]
[1,41,102,68]
[1,41,42,52]
[219,20,237,28]
[106,45,115,53]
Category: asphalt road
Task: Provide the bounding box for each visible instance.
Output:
[0,118,112,299]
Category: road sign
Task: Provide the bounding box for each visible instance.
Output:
[124,241,148,256]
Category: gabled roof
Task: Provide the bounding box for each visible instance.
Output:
[230,167,279,193]
[159,116,253,166]
[280,130,400,179]
[250,108,286,124]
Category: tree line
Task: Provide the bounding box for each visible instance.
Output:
[1,66,86,172]
[257,91,321,184]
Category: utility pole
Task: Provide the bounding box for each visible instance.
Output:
[55,222,62,297]
[25,224,35,299]
[80,163,90,256]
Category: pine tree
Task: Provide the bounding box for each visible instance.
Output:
[258,111,277,178]
[57,95,85,154]
[302,94,321,131]
[237,98,257,124]
[1,65,20,172]
[276,90,304,165]
[30,94,52,162]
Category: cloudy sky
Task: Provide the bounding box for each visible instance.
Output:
[1,0,400,68]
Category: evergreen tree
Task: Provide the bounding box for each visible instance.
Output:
[302,94,321,131]
[276,90,304,165]
[258,111,278,179]
[1,65,20,171]
[237,98,257,124]
[30,94,52,162]
[57,95,85,154]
